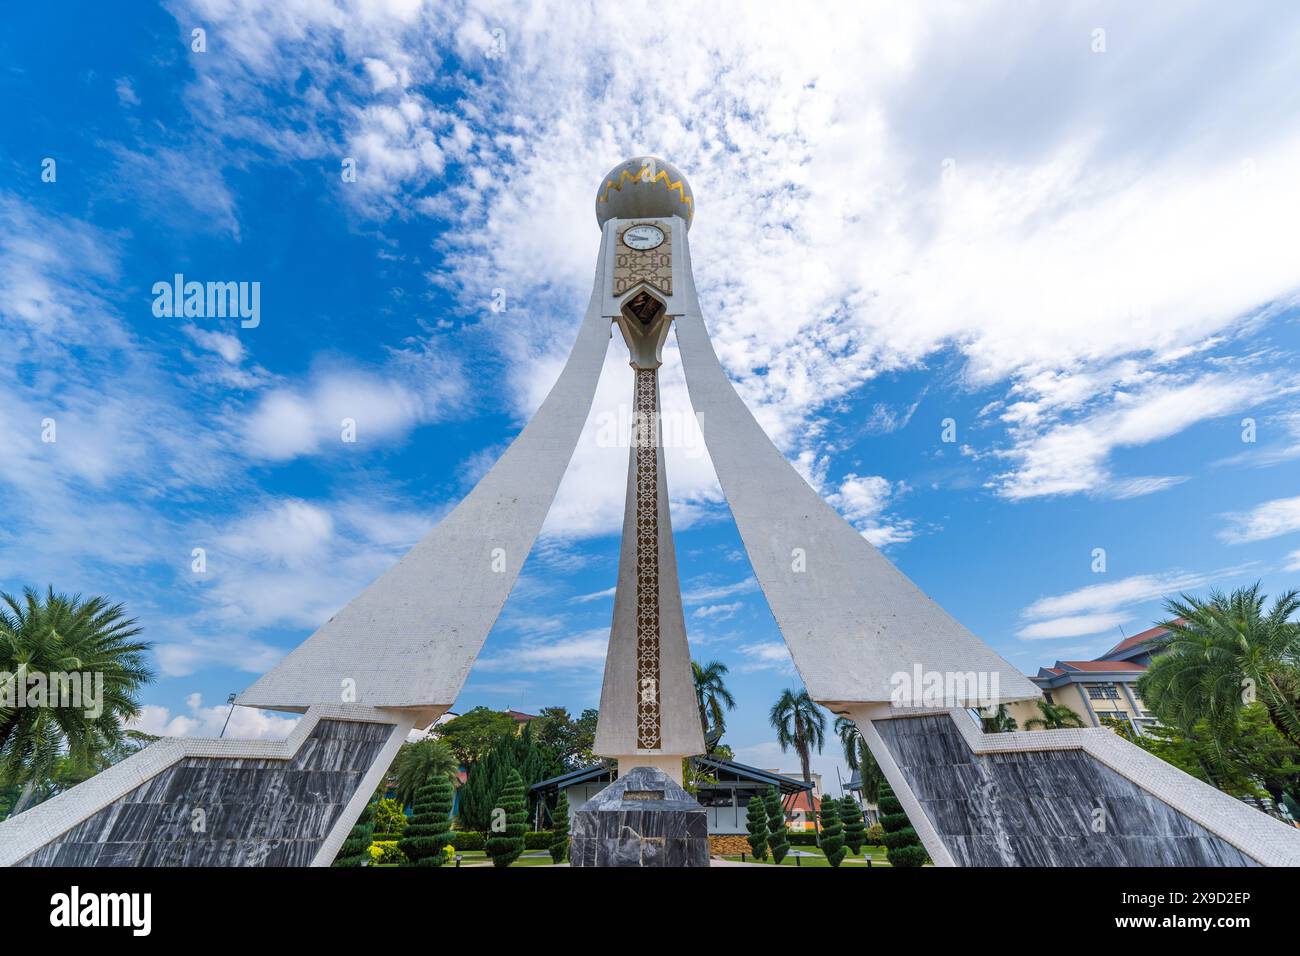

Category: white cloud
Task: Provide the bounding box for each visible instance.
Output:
[694,602,742,621]
[1285,550,1300,572]
[165,0,1300,512]
[827,473,914,546]
[475,629,609,672]
[682,576,759,605]
[1022,571,1221,620]
[1016,612,1132,640]
[243,354,465,460]
[736,641,795,674]
[1220,495,1300,544]
[128,692,298,740]
[995,373,1269,500]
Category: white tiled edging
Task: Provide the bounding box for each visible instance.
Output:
[847,705,1300,867]
[0,705,416,868]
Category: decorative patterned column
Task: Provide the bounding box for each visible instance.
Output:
[633,366,662,750]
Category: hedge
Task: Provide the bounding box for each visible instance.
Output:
[419,831,555,851]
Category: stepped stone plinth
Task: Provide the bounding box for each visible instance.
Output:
[570,766,709,867]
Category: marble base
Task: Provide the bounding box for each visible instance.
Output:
[570,765,709,867]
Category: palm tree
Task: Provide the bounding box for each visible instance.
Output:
[393,738,459,808]
[980,703,1018,733]
[769,688,826,788]
[692,660,736,744]
[1138,585,1300,752]
[0,588,152,815]
[834,715,884,805]
[1024,700,1087,730]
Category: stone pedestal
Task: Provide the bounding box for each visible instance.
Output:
[570,766,709,867]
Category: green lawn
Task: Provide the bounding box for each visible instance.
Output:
[455,850,558,867]
[722,845,892,867]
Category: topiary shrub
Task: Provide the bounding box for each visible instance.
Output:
[764,786,789,864]
[888,844,929,868]
[332,800,375,867]
[878,782,927,867]
[745,795,769,860]
[550,793,570,864]
[368,840,406,865]
[840,796,865,856]
[398,774,455,867]
[819,798,845,867]
[485,769,527,867]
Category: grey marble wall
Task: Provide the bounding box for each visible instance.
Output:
[17,719,392,867]
[875,715,1258,866]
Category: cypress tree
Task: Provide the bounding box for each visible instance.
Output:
[550,792,570,864]
[764,786,790,864]
[486,769,527,867]
[878,781,927,867]
[841,795,866,856]
[458,723,550,832]
[399,774,455,867]
[331,800,375,867]
[745,794,769,860]
[819,796,845,867]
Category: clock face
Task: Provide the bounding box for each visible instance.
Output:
[622,224,665,251]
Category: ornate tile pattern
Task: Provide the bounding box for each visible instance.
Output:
[634,367,662,750]
[613,222,672,297]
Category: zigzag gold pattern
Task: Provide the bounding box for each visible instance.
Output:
[598,168,694,220]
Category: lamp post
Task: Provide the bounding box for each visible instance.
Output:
[219,693,237,738]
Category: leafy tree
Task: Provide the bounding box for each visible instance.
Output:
[393,738,458,808]
[550,792,570,864]
[1136,702,1300,802]
[769,688,827,832]
[765,786,790,864]
[840,795,866,855]
[399,774,455,867]
[332,800,376,867]
[693,660,736,744]
[435,707,517,769]
[879,781,927,867]
[572,708,599,766]
[486,769,527,867]
[0,588,153,814]
[745,794,769,860]
[818,797,845,866]
[980,703,1018,733]
[372,797,407,836]
[1024,700,1086,730]
[1139,585,1300,753]
[457,723,550,831]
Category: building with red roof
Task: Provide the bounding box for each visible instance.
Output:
[1005,623,1175,737]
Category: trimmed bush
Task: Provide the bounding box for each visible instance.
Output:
[764,786,790,864]
[745,795,769,860]
[865,822,885,845]
[878,782,927,867]
[550,793,570,864]
[819,798,845,867]
[840,796,865,856]
[485,769,527,867]
[888,844,929,868]
[332,800,375,867]
[398,774,455,867]
[878,795,903,815]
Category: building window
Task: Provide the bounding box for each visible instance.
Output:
[1086,683,1120,700]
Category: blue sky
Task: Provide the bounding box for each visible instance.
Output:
[3,1,1300,793]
